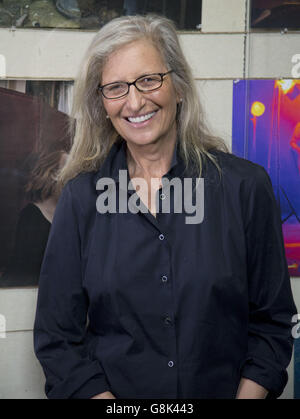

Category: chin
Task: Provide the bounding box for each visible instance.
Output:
[125,136,160,147]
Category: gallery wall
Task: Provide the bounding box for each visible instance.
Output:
[0,0,300,398]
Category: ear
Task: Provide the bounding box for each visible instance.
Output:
[175,88,183,105]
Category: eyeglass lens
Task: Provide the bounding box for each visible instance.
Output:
[102,73,165,99]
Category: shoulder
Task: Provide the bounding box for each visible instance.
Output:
[206,150,272,196]
[58,171,99,220]
[210,150,268,182]
[206,150,276,210]
[19,202,40,218]
[65,141,124,197]
[67,171,97,194]
[19,203,49,224]
[62,140,125,207]
[14,204,50,241]
[210,151,279,224]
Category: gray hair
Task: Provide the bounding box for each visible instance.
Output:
[60,14,228,185]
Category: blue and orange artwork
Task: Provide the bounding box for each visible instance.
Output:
[232,79,300,278]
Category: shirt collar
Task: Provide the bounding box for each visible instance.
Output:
[94,138,181,186]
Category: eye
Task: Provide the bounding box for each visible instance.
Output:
[106,83,126,93]
[138,75,161,89]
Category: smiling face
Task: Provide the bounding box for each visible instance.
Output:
[101,39,179,149]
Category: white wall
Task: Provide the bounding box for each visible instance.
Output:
[0,0,299,399]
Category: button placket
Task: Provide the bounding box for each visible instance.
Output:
[155,224,177,381]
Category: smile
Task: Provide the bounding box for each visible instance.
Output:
[127,111,157,124]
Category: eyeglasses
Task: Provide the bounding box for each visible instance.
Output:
[98,70,174,99]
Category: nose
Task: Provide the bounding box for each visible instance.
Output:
[125,84,146,112]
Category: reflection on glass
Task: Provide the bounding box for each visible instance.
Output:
[0,0,202,30]
[251,0,300,29]
[0,81,72,288]
[0,146,69,287]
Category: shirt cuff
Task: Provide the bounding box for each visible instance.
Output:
[70,376,111,399]
[240,357,288,399]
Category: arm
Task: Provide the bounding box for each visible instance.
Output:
[236,378,268,399]
[239,166,297,398]
[91,391,116,399]
[34,182,112,399]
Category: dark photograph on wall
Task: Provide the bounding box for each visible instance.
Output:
[232,79,300,278]
[0,81,73,288]
[251,0,300,29]
[0,0,202,30]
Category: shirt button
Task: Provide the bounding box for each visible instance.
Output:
[168,361,174,368]
[164,316,172,325]
[159,234,165,241]
[160,193,166,200]
[161,275,168,283]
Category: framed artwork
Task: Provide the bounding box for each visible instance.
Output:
[232,79,300,278]
[0,81,73,288]
[0,0,202,31]
[251,0,300,29]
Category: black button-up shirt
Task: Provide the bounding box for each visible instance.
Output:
[34,139,297,399]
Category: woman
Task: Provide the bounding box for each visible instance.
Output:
[0,145,68,287]
[34,15,297,399]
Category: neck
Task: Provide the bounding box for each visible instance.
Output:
[126,135,177,181]
[34,197,58,223]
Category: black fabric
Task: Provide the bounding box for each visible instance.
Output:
[34,140,297,399]
[1,203,51,287]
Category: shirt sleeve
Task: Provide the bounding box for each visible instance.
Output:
[240,166,297,398]
[34,182,110,399]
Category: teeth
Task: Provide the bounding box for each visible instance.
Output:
[128,112,156,124]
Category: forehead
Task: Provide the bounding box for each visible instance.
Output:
[101,39,167,84]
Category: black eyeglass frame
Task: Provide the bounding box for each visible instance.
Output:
[98,70,174,99]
